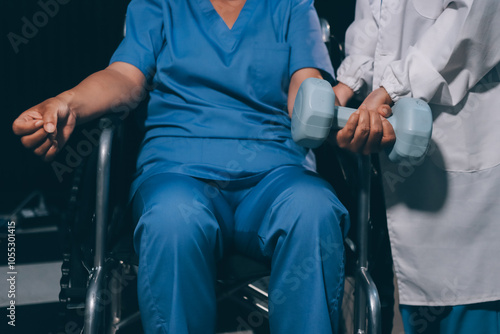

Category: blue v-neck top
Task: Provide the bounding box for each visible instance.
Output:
[110,0,334,195]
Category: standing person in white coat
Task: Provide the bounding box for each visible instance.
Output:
[332,0,500,333]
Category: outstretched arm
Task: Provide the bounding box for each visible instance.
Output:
[12,62,146,161]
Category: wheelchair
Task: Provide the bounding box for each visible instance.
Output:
[56,18,394,334]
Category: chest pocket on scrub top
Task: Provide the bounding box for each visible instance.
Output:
[250,42,291,106]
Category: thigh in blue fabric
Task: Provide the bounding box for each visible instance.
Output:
[131,172,234,334]
[231,165,349,334]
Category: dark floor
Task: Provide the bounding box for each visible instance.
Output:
[0,300,270,334]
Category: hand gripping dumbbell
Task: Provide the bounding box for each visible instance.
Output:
[291,78,433,162]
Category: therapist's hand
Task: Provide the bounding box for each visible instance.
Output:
[12,95,77,162]
[335,87,396,155]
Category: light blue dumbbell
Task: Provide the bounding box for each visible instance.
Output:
[291,78,433,162]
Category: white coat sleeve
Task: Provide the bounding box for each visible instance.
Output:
[381,0,500,105]
[336,0,378,94]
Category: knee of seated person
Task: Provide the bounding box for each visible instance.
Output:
[274,184,346,266]
[273,181,348,247]
[286,177,348,225]
[133,178,221,251]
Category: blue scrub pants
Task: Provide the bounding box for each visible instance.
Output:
[401,302,500,334]
[132,165,348,334]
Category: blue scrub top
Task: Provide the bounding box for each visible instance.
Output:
[110,0,335,197]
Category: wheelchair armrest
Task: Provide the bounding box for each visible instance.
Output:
[84,115,124,334]
[93,114,131,264]
[354,155,382,334]
[94,122,115,267]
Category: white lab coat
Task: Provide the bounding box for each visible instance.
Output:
[337,0,500,306]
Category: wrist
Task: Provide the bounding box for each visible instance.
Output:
[333,82,355,106]
[56,90,80,122]
[378,86,394,106]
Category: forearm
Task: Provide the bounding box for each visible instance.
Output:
[56,62,146,124]
[288,68,323,117]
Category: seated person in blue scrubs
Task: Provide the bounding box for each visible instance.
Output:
[12,0,394,333]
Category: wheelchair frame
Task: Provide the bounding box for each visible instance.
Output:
[79,121,381,334]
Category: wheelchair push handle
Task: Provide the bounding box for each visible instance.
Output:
[291,78,433,163]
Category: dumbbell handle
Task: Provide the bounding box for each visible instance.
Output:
[332,105,358,129]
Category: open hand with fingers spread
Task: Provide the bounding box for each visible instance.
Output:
[335,86,396,155]
[12,95,77,162]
